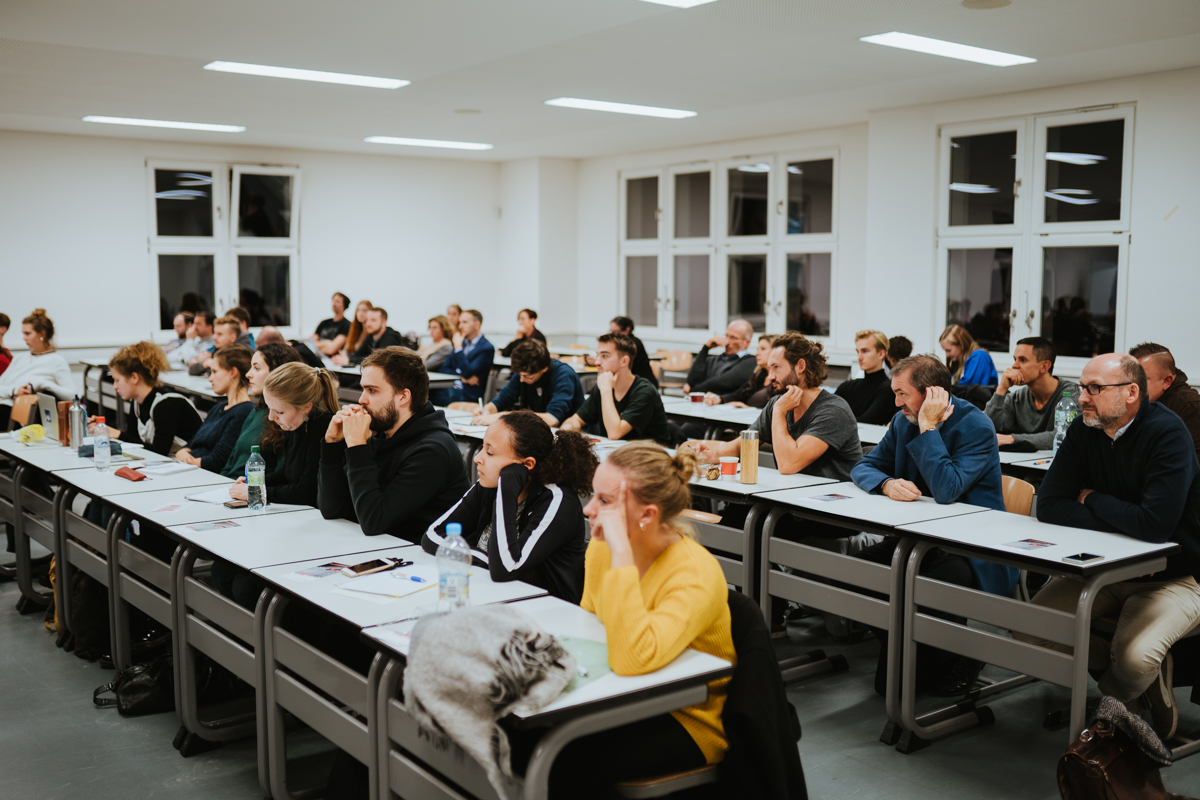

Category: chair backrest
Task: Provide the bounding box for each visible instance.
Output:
[1002,475,1035,517]
[8,395,39,431]
[447,401,478,412]
[660,351,693,372]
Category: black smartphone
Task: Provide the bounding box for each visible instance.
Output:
[1062,553,1103,564]
[340,558,398,577]
[224,500,248,509]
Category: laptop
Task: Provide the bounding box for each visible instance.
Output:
[37,393,59,441]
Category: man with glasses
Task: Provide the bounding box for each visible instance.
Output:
[1021,353,1200,739]
[683,319,757,396]
[473,340,584,427]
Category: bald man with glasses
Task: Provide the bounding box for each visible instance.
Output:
[1019,353,1200,739]
[683,319,758,396]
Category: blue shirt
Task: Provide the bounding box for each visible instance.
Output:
[491,360,585,424]
[959,349,998,386]
[442,335,495,401]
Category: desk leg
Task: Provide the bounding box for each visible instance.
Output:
[757,507,786,626]
[12,465,52,607]
[376,659,403,800]
[256,585,277,800]
[52,485,70,635]
[264,592,300,800]
[108,512,135,669]
[172,547,193,724]
[741,501,769,600]
[1069,571,1126,742]
[366,654,383,800]
[882,537,914,738]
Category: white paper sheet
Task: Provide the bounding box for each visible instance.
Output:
[336,564,439,599]
[185,486,235,504]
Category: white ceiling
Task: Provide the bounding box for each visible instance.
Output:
[2,0,1199,161]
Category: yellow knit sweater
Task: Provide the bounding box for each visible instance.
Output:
[581,536,736,764]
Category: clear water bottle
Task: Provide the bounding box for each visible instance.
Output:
[1053,386,1081,454]
[437,522,471,610]
[246,446,267,510]
[93,416,111,472]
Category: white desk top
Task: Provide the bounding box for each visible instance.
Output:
[661,398,761,427]
[169,508,407,570]
[857,423,889,445]
[755,481,990,528]
[896,510,1177,572]
[999,449,1055,465]
[255,545,545,628]
[80,358,110,369]
[1008,454,1055,471]
[437,406,474,421]
[365,594,731,721]
[0,437,169,471]
[103,485,311,528]
[688,467,837,498]
[161,372,221,399]
[51,464,231,498]
[428,372,459,384]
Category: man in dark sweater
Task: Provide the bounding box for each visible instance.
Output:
[683,320,757,396]
[475,340,584,427]
[610,316,658,388]
[1020,353,1200,738]
[835,329,895,424]
[1131,342,1200,462]
[318,346,469,541]
[335,307,407,366]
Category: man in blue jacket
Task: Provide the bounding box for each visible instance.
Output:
[431,308,494,405]
[851,354,1015,696]
[473,340,584,427]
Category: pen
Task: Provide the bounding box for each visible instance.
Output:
[1032,459,1052,465]
[393,572,427,583]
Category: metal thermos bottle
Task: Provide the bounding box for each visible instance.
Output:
[69,396,87,453]
[739,429,759,484]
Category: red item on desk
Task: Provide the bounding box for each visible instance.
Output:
[114,467,147,482]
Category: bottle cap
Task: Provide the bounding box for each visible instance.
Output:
[741,429,759,440]
[251,446,260,452]
[447,522,462,536]
[96,416,105,423]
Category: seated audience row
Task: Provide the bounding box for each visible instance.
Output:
[0,309,74,428]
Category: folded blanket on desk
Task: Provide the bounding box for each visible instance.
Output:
[403,605,575,798]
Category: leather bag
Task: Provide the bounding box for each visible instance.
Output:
[93,653,175,717]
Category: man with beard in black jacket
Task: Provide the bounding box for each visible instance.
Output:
[318,346,468,541]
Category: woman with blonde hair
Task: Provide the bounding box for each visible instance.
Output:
[220,342,304,478]
[96,340,201,455]
[939,324,998,386]
[419,315,455,372]
[0,308,74,427]
[342,299,374,356]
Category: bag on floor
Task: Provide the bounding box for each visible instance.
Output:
[1058,696,1196,800]
[93,653,175,717]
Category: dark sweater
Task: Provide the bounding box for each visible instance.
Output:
[265,411,333,507]
[349,327,408,365]
[421,464,587,603]
[123,387,202,456]
[835,369,895,425]
[490,359,585,424]
[187,400,254,472]
[628,334,659,388]
[499,328,547,357]
[687,347,757,395]
[318,403,469,540]
[1159,368,1200,462]
[1038,401,1200,580]
[720,369,774,408]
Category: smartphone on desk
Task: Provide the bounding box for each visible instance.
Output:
[1063,553,1103,565]
[340,557,401,577]
[224,500,247,509]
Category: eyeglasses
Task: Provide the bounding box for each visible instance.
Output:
[1077,382,1132,396]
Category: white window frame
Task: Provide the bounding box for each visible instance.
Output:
[780,245,838,339]
[618,252,664,333]
[230,165,302,245]
[148,246,227,344]
[146,159,228,248]
[777,148,839,246]
[721,245,770,334]
[620,168,663,244]
[935,236,1026,354]
[667,248,715,333]
[937,118,1028,238]
[231,247,303,337]
[666,163,715,245]
[718,155,774,247]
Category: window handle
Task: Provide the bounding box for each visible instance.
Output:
[776,200,784,215]
[1026,310,1036,331]
[1009,308,1017,320]
[1013,178,1021,199]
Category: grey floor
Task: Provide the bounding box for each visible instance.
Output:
[5,576,1200,800]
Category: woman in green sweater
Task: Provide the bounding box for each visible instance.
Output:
[221,342,303,478]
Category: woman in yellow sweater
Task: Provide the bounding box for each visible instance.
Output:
[532,441,736,798]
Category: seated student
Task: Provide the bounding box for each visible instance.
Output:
[474,340,584,427]
[985,336,1076,450]
[221,342,303,479]
[188,314,240,376]
[431,309,494,405]
[701,334,776,409]
[939,324,997,386]
[176,346,255,471]
[310,292,351,357]
[1131,342,1200,461]
[836,330,897,425]
[97,341,201,456]
[418,315,455,372]
[174,310,215,371]
[561,333,671,445]
[446,303,464,349]
[508,442,735,797]
[683,320,757,396]
[162,311,194,360]
[887,335,913,370]
[0,313,10,377]
[334,307,406,366]
[342,299,373,358]
[0,309,74,428]
[1017,354,1200,738]
[851,354,1014,695]
[609,315,658,387]
[422,410,596,602]
[499,308,548,357]
[318,346,469,539]
[256,325,323,368]
[225,305,256,351]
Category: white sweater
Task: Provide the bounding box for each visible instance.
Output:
[0,351,75,404]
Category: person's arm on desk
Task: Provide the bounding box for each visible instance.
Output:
[422,483,488,562]
[851,415,902,494]
[906,389,995,505]
[317,408,356,521]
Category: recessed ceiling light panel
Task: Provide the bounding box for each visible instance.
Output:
[364,136,493,151]
[860,31,1035,67]
[83,115,245,132]
[545,97,696,119]
[204,61,409,89]
[637,0,719,7]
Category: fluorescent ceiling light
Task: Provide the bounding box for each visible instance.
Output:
[83,115,245,132]
[364,136,493,151]
[545,97,696,119]
[949,183,999,194]
[1046,152,1107,165]
[860,31,1035,67]
[204,61,408,89]
[737,163,771,173]
[637,0,718,7]
[1045,190,1099,205]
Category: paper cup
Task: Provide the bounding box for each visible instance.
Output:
[689,392,706,403]
[719,457,739,479]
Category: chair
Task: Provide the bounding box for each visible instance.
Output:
[6,395,38,431]
[447,401,479,413]
[657,351,693,397]
[1002,475,1035,517]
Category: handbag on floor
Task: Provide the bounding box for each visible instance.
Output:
[93,653,175,717]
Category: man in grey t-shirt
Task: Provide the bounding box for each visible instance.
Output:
[985,337,1077,451]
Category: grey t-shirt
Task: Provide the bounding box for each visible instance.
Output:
[748,390,863,481]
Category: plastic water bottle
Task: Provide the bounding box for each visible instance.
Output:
[1053,386,1081,454]
[246,446,267,510]
[437,522,471,610]
[93,416,111,472]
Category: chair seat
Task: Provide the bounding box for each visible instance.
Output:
[615,765,719,798]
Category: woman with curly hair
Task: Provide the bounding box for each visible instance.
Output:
[422,409,598,602]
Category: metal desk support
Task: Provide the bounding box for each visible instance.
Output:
[12,464,54,606]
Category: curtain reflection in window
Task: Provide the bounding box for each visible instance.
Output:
[1041,246,1119,358]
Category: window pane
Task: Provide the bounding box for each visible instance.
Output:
[786,159,833,234]
[625,177,658,240]
[949,132,1016,226]
[674,172,710,238]
[158,254,215,330]
[238,174,293,237]
[786,254,831,336]
[946,248,1013,353]
[238,255,291,326]
[1041,246,1119,358]
[154,170,213,237]
[728,255,767,332]
[1044,119,1124,223]
[674,255,709,330]
[728,163,769,237]
[625,256,658,328]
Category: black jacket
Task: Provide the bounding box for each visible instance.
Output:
[265,411,332,507]
[349,327,409,365]
[719,590,807,800]
[835,369,895,425]
[628,334,659,388]
[499,328,548,357]
[317,403,469,540]
[421,464,587,603]
[1039,401,1200,580]
[687,347,757,395]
